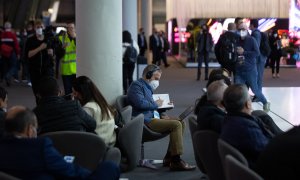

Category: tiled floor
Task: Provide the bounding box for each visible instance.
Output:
[252,87,300,131]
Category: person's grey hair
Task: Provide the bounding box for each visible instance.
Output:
[142,64,161,78]
[223,84,249,113]
[207,80,228,103]
[4,22,11,29]
[5,107,37,134]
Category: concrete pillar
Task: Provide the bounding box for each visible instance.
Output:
[76,0,122,104]
[122,0,138,79]
[122,0,137,42]
[140,0,152,64]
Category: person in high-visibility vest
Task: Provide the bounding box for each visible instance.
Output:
[59,23,76,98]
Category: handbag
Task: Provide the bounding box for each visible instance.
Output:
[0,44,13,58]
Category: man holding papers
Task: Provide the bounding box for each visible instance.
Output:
[127,64,195,171]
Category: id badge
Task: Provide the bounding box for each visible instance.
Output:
[153,110,160,119]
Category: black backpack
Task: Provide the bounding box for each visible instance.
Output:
[260,32,271,56]
[123,42,137,64]
[219,33,238,66]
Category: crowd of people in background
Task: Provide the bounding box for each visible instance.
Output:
[0,16,300,180]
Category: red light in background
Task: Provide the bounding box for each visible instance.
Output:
[184,32,191,38]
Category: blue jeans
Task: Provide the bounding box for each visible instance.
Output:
[234,68,267,105]
[257,55,267,92]
[3,52,18,80]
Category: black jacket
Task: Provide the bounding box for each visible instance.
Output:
[197,31,213,53]
[33,96,96,135]
[256,126,300,180]
[196,102,226,134]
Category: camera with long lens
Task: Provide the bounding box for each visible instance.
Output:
[44,25,62,55]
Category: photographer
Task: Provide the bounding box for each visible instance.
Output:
[25,20,55,104]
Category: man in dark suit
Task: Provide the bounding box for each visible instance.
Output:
[138,28,148,57]
[149,28,161,65]
[159,31,170,68]
[197,24,213,80]
[0,106,120,180]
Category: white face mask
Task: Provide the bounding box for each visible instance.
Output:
[240,30,248,38]
[274,34,278,38]
[35,28,43,35]
[149,80,159,90]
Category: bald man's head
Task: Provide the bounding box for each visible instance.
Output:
[5,106,37,137]
[207,80,228,104]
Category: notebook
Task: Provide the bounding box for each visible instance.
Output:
[152,94,174,109]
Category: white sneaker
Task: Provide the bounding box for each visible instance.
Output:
[27,82,32,87]
[263,102,270,112]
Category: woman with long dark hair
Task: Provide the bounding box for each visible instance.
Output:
[72,76,116,147]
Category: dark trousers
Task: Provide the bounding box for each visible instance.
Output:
[197,51,209,80]
[270,56,280,74]
[139,47,146,57]
[21,58,30,81]
[160,51,169,66]
[29,67,54,104]
[123,63,135,93]
[152,49,160,65]
[62,74,76,97]
[3,52,18,82]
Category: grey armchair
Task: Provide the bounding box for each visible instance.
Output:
[225,155,263,180]
[118,114,144,172]
[193,130,225,180]
[41,131,121,171]
[218,139,248,169]
[188,116,206,173]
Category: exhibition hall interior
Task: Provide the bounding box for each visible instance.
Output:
[0,0,299,179]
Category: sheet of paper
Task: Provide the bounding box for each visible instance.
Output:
[152,94,174,109]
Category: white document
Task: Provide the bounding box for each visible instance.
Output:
[152,94,174,109]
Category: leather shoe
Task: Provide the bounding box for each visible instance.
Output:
[170,160,196,171]
[163,158,171,167]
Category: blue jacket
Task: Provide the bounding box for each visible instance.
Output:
[0,137,91,180]
[220,112,272,168]
[251,29,261,47]
[127,78,158,123]
[236,35,260,72]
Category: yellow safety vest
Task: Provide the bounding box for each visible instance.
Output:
[59,35,77,75]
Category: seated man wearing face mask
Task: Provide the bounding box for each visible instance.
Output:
[127,64,196,171]
[235,23,270,112]
[25,20,55,104]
